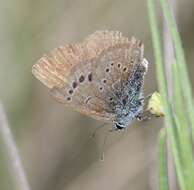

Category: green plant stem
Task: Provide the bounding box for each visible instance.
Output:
[147,0,187,189]
[159,128,169,190]
[172,63,193,164]
[161,0,194,188]
[160,0,194,142]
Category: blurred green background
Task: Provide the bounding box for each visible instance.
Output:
[0,0,194,190]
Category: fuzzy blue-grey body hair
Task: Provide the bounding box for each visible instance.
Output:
[113,58,148,130]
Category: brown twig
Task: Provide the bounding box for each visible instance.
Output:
[0,102,31,190]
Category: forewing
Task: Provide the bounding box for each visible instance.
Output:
[32,30,145,122]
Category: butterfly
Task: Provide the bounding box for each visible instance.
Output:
[32,30,148,130]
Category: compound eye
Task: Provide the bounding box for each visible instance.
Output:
[115,122,125,130]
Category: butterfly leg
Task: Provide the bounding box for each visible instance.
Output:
[136,110,152,121]
[139,93,152,102]
[90,123,107,138]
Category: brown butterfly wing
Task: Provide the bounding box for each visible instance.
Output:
[32,31,145,122]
